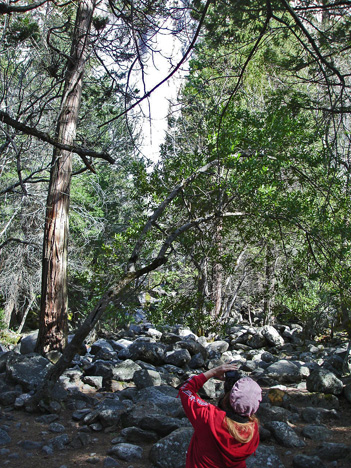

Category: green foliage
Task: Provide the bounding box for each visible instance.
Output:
[6,15,40,44]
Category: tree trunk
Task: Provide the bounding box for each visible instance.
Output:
[36,0,96,354]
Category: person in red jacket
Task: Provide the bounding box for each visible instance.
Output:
[179,363,262,468]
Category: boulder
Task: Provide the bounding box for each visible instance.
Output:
[149,427,193,468]
[5,353,52,391]
[306,368,344,395]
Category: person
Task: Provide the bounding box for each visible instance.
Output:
[179,363,262,468]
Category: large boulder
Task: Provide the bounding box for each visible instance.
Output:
[5,353,52,391]
[246,444,285,468]
[306,368,344,395]
[164,349,191,367]
[111,359,142,381]
[265,359,304,383]
[128,340,166,365]
[262,325,284,347]
[149,427,193,468]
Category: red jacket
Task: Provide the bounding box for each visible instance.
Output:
[179,373,259,468]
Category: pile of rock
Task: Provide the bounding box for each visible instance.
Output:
[0,322,351,467]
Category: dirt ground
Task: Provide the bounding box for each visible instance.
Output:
[1,388,351,468]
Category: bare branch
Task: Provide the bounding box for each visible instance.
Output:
[0,110,114,163]
[99,0,213,128]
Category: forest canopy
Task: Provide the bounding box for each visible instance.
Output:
[1,0,351,361]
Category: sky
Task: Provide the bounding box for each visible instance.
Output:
[136,29,188,163]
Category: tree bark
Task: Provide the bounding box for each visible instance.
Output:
[36,0,96,354]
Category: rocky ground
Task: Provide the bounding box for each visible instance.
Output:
[0,322,351,468]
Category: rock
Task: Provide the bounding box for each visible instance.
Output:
[265,360,303,383]
[121,402,183,436]
[107,443,143,461]
[6,353,52,391]
[301,407,339,424]
[306,368,344,395]
[128,341,166,365]
[84,360,119,381]
[206,341,229,354]
[246,444,285,468]
[173,339,207,358]
[262,326,284,347]
[313,442,350,461]
[188,353,205,369]
[120,426,159,443]
[301,424,332,441]
[0,428,11,445]
[133,387,183,417]
[111,359,142,381]
[49,422,66,433]
[292,454,326,468]
[257,403,296,423]
[48,434,70,450]
[103,456,120,467]
[264,421,306,448]
[20,331,38,354]
[164,349,191,367]
[133,369,162,388]
[149,427,193,468]
[70,432,91,448]
[90,339,115,355]
[84,398,133,427]
[83,375,103,389]
[247,333,267,349]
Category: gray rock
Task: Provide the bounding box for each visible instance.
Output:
[313,442,350,461]
[188,353,205,369]
[306,368,344,395]
[49,422,66,433]
[133,387,183,417]
[70,432,91,448]
[246,444,285,468]
[293,454,326,468]
[133,369,162,388]
[6,353,52,391]
[0,428,11,445]
[262,325,284,347]
[20,331,39,354]
[257,403,296,423]
[149,427,193,468]
[108,443,143,461]
[84,398,132,427]
[173,339,207,358]
[264,421,305,448]
[0,390,20,405]
[48,434,70,450]
[84,360,119,381]
[121,402,183,436]
[128,341,166,365]
[111,359,142,381]
[206,341,229,354]
[83,375,103,389]
[164,349,191,367]
[90,339,115,355]
[17,440,43,449]
[196,377,218,400]
[103,456,120,467]
[120,426,159,443]
[301,424,332,441]
[301,407,339,424]
[265,360,303,383]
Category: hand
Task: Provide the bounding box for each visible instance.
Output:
[204,362,238,381]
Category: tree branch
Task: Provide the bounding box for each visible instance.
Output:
[99,0,213,128]
[0,110,114,163]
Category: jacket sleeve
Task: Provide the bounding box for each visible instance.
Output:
[179,373,212,428]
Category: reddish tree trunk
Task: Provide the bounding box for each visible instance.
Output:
[36,0,96,354]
